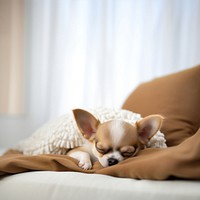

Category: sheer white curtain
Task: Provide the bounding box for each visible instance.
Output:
[26,0,200,121]
[1,0,200,148]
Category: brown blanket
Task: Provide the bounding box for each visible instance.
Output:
[1,128,200,180]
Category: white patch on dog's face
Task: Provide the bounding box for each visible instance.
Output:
[109,120,126,147]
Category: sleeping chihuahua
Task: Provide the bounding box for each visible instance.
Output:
[67,109,163,170]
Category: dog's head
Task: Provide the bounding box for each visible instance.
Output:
[73,109,163,167]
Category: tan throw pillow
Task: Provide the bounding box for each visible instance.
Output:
[122,65,200,146]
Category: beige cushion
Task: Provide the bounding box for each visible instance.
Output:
[122,65,200,146]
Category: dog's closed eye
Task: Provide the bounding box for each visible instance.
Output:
[120,146,135,157]
[95,142,110,154]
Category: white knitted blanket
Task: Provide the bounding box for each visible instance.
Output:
[17,107,167,155]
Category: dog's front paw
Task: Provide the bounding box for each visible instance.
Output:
[78,160,92,170]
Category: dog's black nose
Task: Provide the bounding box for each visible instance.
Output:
[108,158,118,166]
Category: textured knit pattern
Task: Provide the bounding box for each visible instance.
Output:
[17,107,167,155]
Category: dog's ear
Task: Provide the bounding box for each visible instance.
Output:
[136,115,164,144]
[73,109,100,139]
